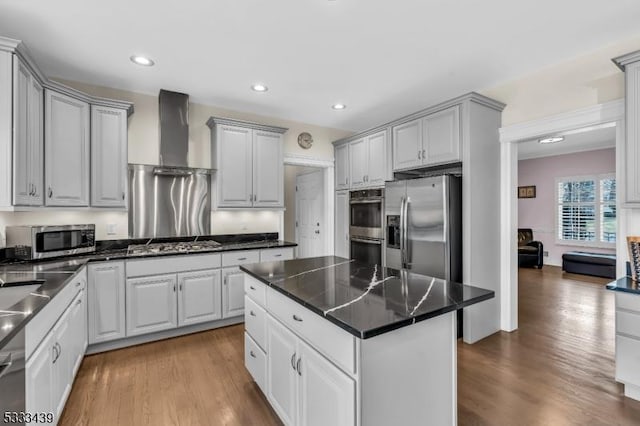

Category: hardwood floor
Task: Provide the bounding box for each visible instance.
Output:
[61,266,640,425]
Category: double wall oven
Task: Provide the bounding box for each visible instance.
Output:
[349,189,384,265]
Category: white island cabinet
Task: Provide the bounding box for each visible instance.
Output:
[608,284,640,401]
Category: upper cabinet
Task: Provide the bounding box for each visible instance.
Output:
[335,130,390,191]
[207,117,287,209]
[0,37,133,211]
[392,119,422,171]
[45,89,90,206]
[91,106,128,207]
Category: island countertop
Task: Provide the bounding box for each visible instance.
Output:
[240,256,495,339]
[606,276,640,294]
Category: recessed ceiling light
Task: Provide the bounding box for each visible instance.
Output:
[332,103,346,110]
[130,55,154,66]
[251,84,268,92]
[538,136,564,144]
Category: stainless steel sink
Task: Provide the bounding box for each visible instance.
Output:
[0,281,44,311]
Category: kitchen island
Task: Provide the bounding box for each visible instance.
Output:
[240,256,494,426]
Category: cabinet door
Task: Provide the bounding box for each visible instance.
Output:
[222,267,245,318]
[216,125,253,207]
[12,58,31,206]
[91,105,128,207]
[68,288,87,377]
[253,130,284,207]
[422,106,460,166]
[88,262,126,344]
[335,144,350,190]
[177,269,222,326]
[367,131,387,187]
[298,340,355,426]
[26,331,55,417]
[267,315,298,426]
[348,138,367,188]
[334,191,350,258]
[53,307,73,419]
[126,274,178,336]
[29,77,44,206]
[45,90,90,206]
[392,119,422,171]
[625,61,640,204]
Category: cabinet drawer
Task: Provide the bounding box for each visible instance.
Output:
[616,292,640,313]
[245,332,267,393]
[616,335,640,385]
[245,296,267,350]
[260,247,295,262]
[126,253,221,277]
[266,287,356,375]
[244,274,267,307]
[222,250,260,267]
[617,310,640,339]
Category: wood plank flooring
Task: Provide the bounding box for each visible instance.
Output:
[60,266,640,425]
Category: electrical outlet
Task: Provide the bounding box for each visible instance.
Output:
[543,251,549,257]
[106,224,117,235]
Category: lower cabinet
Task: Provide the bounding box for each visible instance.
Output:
[222,267,246,318]
[88,261,126,344]
[178,269,222,326]
[264,314,355,426]
[126,274,178,336]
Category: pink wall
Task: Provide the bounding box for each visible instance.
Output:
[518,148,615,266]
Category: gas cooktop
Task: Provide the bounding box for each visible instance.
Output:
[127,240,222,256]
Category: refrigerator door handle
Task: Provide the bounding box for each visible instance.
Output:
[400,196,406,267]
[404,197,411,267]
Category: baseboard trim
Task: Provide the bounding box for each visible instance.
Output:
[86,317,244,354]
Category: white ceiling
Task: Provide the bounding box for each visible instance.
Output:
[517,125,616,160]
[0,0,639,132]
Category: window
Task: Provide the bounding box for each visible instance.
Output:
[557,174,616,245]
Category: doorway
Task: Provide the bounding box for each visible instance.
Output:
[295,169,325,257]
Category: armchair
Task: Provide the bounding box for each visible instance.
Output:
[518,228,543,268]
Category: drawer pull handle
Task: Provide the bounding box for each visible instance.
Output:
[76,281,81,287]
[293,314,303,322]
[76,298,82,305]
[291,352,296,370]
[250,310,256,317]
[274,254,282,257]
[250,286,256,290]
[238,257,247,261]
[296,358,302,376]
[250,350,256,358]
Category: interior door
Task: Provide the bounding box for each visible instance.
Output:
[266,315,298,426]
[296,170,325,258]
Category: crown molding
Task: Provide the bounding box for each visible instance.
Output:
[283,153,334,168]
[612,50,640,71]
[206,116,288,134]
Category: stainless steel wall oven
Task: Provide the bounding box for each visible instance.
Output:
[349,189,384,265]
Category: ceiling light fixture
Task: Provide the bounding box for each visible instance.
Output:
[538,136,564,144]
[332,103,346,110]
[130,55,155,66]
[251,84,268,92]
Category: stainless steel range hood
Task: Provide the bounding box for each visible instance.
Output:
[128,89,213,238]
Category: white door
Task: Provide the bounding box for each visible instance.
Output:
[348,138,367,188]
[126,274,178,336]
[366,131,387,186]
[296,171,325,258]
[334,191,350,258]
[45,89,90,206]
[25,331,55,416]
[91,105,128,207]
[253,130,284,207]
[29,77,44,206]
[88,262,126,344]
[216,125,253,207]
[267,315,299,426]
[297,340,356,426]
[392,118,422,171]
[422,106,460,166]
[177,269,222,326]
[334,144,350,190]
[222,267,245,318]
[12,58,31,206]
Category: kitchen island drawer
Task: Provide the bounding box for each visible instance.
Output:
[126,253,221,277]
[245,332,267,393]
[617,310,640,339]
[259,247,294,262]
[222,250,260,267]
[266,286,356,375]
[617,292,640,313]
[244,273,267,307]
[245,295,267,350]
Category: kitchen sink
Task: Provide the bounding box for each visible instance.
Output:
[0,281,44,311]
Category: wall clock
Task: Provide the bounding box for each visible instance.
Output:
[297,132,313,149]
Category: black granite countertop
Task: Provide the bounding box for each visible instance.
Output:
[606,276,640,294]
[240,256,495,339]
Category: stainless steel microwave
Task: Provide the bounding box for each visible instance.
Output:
[5,224,96,260]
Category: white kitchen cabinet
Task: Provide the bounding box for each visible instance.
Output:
[348,138,367,188]
[44,89,90,206]
[178,269,222,326]
[267,315,299,426]
[68,285,88,376]
[222,267,246,318]
[91,105,128,207]
[335,143,350,190]
[298,339,355,426]
[613,292,640,400]
[88,262,126,344]
[366,131,387,187]
[422,105,460,166]
[126,274,178,336]
[12,57,43,206]
[25,330,55,418]
[52,305,73,418]
[253,130,284,207]
[392,119,422,171]
[208,118,287,209]
[334,191,349,258]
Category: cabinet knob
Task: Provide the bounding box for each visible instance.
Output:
[250,310,256,317]
[293,314,303,322]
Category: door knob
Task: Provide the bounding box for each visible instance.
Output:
[315,230,320,234]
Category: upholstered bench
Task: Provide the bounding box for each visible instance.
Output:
[561,251,616,279]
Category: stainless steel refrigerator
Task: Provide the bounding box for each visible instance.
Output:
[384,175,462,283]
